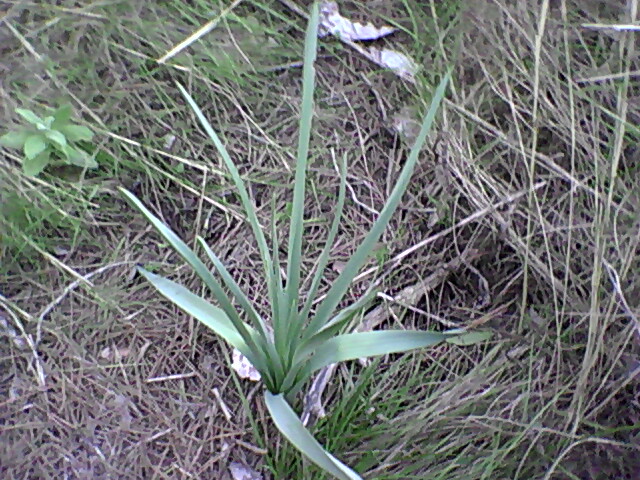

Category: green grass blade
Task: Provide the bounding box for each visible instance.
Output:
[174,83,274,283]
[264,391,362,480]
[304,330,450,378]
[137,268,258,362]
[305,74,450,336]
[283,2,320,321]
[297,152,348,334]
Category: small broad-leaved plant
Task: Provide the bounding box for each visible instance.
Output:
[121,4,489,479]
[0,104,96,176]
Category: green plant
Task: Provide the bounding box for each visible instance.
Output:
[0,104,96,176]
[120,4,488,479]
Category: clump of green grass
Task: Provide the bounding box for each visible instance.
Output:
[121,4,489,479]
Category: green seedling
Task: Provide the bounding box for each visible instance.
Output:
[120,4,490,479]
[0,104,96,176]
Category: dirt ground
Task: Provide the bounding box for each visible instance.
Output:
[1,1,639,479]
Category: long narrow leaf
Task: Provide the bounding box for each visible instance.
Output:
[174,84,274,290]
[291,328,492,390]
[120,188,263,357]
[284,289,377,392]
[265,392,362,480]
[279,354,307,396]
[295,151,348,340]
[282,286,372,395]
[295,288,378,365]
[445,330,493,345]
[269,194,285,328]
[138,268,258,363]
[283,2,320,327]
[272,204,290,364]
[175,83,282,377]
[198,237,285,382]
[307,287,377,339]
[306,74,451,335]
[197,237,269,338]
[304,330,449,377]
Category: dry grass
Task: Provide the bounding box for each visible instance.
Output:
[1,0,639,478]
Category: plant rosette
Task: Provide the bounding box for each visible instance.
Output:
[0,104,96,176]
